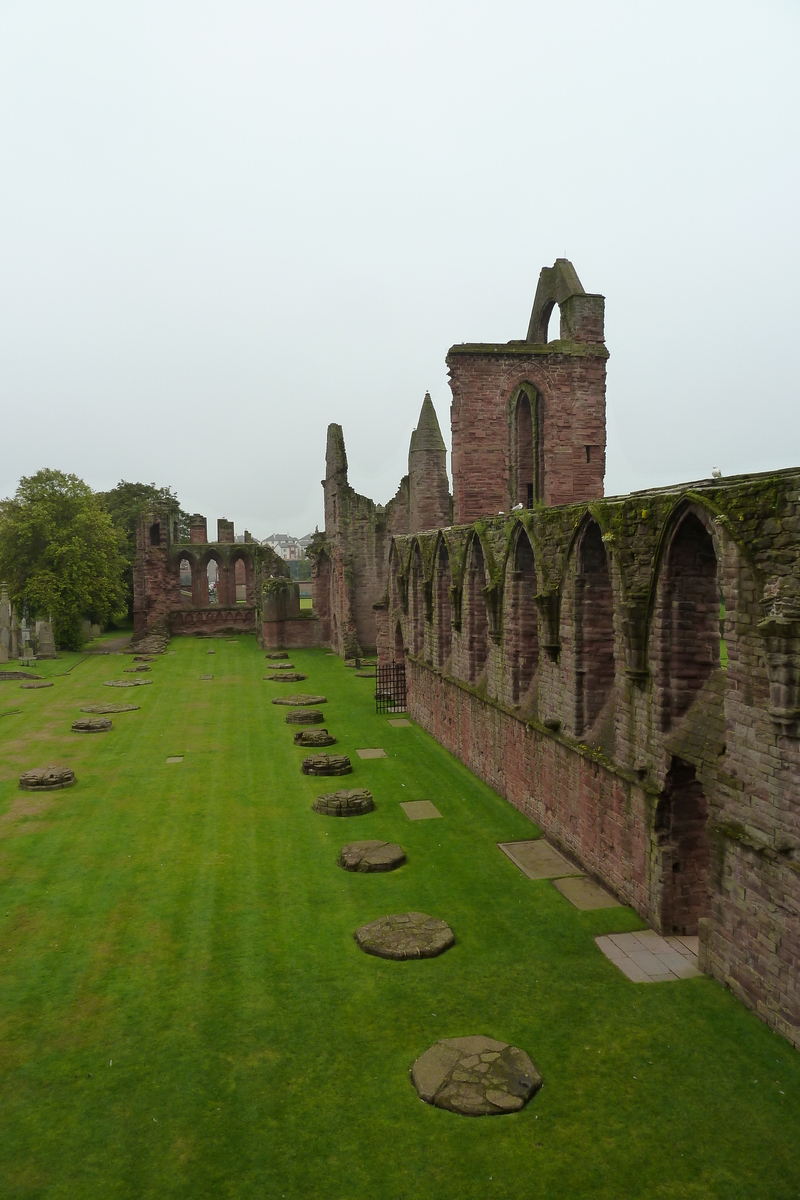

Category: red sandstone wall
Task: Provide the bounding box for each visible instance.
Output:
[262,616,321,649]
[407,660,654,919]
[449,351,607,524]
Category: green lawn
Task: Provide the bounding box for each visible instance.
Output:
[0,640,798,1199]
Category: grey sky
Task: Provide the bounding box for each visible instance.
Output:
[1,1,798,537]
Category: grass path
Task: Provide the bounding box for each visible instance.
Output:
[0,640,798,1198]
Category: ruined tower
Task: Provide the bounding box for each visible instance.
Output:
[448,258,607,523]
[408,393,452,532]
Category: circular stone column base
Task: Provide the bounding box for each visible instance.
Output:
[411,1037,541,1115]
[71,718,113,732]
[123,665,151,673]
[272,694,326,706]
[293,729,336,747]
[266,672,307,682]
[313,788,374,817]
[285,708,325,725]
[81,704,139,714]
[354,912,454,960]
[339,841,405,872]
[19,766,76,791]
[266,651,288,659]
[302,754,352,776]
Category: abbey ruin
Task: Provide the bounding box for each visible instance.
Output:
[306,259,800,1052]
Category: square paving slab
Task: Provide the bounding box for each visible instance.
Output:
[357,748,387,759]
[553,875,621,910]
[388,719,412,728]
[595,931,702,982]
[200,674,213,681]
[497,839,582,880]
[401,800,442,821]
[165,756,183,764]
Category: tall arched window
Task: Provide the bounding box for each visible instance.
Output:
[508,530,538,704]
[179,559,192,607]
[434,541,452,669]
[574,522,615,735]
[656,511,720,732]
[394,621,405,663]
[465,537,489,684]
[206,559,220,606]
[410,545,425,657]
[510,386,541,508]
[234,558,247,604]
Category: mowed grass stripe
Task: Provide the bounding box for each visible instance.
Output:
[0,638,799,1199]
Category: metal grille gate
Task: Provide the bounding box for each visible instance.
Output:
[375,661,407,714]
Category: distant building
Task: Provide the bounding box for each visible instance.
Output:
[262,533,312,562]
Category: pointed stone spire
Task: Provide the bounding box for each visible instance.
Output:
[408,394,451,533]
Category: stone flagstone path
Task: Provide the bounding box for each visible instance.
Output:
[595,932,701,982]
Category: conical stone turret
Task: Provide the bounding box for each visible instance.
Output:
[408,394,451,533]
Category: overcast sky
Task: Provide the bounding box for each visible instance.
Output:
[1,1,798,538]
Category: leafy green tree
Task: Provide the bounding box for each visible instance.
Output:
[100,481,189,620]
[0,470,127,649]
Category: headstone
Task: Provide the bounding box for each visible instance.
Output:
[354,912,454,960]
[411,1037,541,1115]
[35,617,55,658]
[10,610,20,659]
[0,584,10,664]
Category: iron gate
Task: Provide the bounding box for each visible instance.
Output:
[375,661,407,714]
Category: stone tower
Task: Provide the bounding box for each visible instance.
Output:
[408,393,452,532]
[448,258,607,524]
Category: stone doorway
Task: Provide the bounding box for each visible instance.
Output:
[656,757,710,936]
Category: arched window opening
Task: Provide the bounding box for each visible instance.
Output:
[547,302,561,343]
[179,559,192,608]
[575,523,615,736]
[657,757,710,935]
[207,559,220,606]
[234,558,247,604]
[466,538,488,684]
[149,522,161,547]
[435,542,452,669]
[410,546,425,657]
[509,531,538,705]
[510,387,540,508]
[394,621,405,663]
[657,512,720,732]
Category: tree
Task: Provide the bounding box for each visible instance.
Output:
[0,470,127,649]
[100,481,189,621]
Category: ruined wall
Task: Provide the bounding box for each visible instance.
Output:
[311,394,451,657]
[133,509,289,640]
[386,469,800,1051]
[449,260,607,524]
